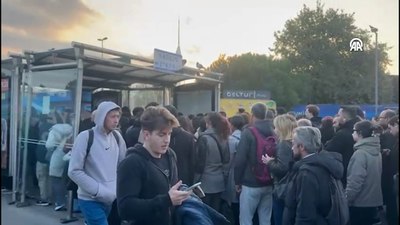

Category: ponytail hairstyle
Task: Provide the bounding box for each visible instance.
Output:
[354,120,382,138]
[205,112,230,140]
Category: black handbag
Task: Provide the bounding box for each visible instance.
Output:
[273,173,290,200]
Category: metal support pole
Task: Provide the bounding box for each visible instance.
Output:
[16,56,33,208]
[73,47,84,139]
[60,44,83,224]
[101,41,104,58]
[215,83,221,112]
[10,58,22,204]
[97,37,107,58]
[60,190,79,223]
[374,32,379,115]
[163,87,171,105]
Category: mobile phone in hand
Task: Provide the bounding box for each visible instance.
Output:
[186,182,201,191]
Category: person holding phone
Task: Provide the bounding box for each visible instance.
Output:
[117,106,191,225]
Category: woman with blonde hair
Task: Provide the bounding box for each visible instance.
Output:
[262,114,297,225]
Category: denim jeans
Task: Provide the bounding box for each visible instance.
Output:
[50,176,66,207]
[272,197,284,225]
[78,199,112,225]
[239,185,273,225]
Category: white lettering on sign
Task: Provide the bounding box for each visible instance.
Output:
[222,90,270,99]
[226,91,255,99]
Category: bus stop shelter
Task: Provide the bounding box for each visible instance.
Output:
[1,41,223,206]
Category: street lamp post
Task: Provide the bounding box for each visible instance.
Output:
[370,25,378,116]
[97,37,108,57]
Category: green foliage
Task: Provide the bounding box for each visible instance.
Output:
[209,54,228,74]
[209,53,304,109]
[209,1,396,109]
[381,75,399,104]
[271,2,392,104]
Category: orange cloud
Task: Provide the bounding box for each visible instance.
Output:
[1,46,20,59]
[2,0,102,43]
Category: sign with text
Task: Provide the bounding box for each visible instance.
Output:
[222,90,270,99]
[154,48,183,72]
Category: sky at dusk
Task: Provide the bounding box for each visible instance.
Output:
[1,0,398,74]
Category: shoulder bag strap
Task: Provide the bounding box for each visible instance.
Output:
[205,134,225,164]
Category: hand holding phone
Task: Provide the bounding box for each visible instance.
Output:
[169,181,191,206]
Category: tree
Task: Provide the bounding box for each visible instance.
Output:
[209,54,228,74]
[381,75,399,104]
[271,1,391,104]
[209,53,305,109]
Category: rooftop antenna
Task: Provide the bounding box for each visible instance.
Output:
[176,17,181,56]
[176,17,186,67]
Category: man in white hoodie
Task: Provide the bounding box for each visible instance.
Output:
[68,101,127,225]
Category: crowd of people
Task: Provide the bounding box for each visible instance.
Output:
[23,101,399,225]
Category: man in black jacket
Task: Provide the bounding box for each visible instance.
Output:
[325,106,360,186]
[165,105,196,186]
[117,106,191,225]
[124,118,142,148]
[283,126,344,225]
[378,109,398,225]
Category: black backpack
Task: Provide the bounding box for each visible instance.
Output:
[84,128,120,164]
[326,174,350,225]
[301,165,350,225]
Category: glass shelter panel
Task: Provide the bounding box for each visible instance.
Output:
[23,69,79,125]
[1,76,11,173]
[129,90,163,108]
[19,68,79,194]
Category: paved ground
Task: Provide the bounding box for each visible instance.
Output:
[1,191,84,225]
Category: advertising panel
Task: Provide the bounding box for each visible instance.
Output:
[220,99,276,117]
